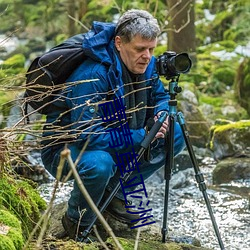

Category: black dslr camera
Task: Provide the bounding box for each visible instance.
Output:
[156,51,192,80]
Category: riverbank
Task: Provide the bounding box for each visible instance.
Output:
[38,154,250,250]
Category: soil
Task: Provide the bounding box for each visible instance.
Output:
[28,202,211,250]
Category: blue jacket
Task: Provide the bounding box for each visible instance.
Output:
[44,21,170,152]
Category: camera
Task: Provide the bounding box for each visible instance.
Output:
[156,51,192,79]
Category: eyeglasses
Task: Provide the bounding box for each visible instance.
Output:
[115,17,139,35]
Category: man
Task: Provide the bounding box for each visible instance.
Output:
[41,9,185,241]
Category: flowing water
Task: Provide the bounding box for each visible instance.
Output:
[38,156,250,250]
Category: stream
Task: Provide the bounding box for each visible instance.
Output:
[38,155,250,250]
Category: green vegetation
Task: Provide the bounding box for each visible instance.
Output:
[0,174,47,240]
[0,1,249,248]
[0,209,24,250]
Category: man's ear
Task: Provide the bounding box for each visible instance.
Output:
[115,36,122,51]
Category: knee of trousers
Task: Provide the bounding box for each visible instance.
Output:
[77,150,116,181]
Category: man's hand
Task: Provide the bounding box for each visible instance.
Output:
[154,111,169,139]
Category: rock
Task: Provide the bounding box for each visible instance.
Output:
[209,120,250,160]
[179,100,211,148]
[170,168,193,189]
[43,202,212,250]
[213,157,250,184]
[235,57,250,116]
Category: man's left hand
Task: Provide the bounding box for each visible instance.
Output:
[154,111,169,139]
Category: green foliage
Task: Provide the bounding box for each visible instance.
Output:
[0,175,47,239]
[0,209,24,250]
[0,54,26,84]
[1,54,25,69]
[213,67,235,86]
[0,235,16,250]
[234,57,250,115]
[196,0,250,47]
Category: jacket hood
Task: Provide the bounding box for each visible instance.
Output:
[82,21,116,65]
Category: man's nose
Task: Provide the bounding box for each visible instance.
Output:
[142,49,151,59]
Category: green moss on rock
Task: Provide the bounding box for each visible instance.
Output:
[209,120,250,159]
[0,174,47,239]
[0,209,24,249]
[0,235,16,250]
[106,237,210,250]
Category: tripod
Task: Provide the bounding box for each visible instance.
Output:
[82,77,225,250]
[161,77,225,249]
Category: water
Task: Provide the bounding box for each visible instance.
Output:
[38,157,250,250]
[145,157,250,250]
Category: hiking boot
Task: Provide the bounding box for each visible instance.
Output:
[105,196,140,225]
[61,213,97,242]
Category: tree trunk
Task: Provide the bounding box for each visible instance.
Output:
[167,0,196,62]
[78,0,88,20]
[67,0,76,36]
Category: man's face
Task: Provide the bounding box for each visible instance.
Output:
[115,35,157,74]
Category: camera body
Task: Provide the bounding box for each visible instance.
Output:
[156,51,192,79]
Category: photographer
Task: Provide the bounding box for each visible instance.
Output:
[41,9,186,241]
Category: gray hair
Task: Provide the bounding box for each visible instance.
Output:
[115,9,160,43]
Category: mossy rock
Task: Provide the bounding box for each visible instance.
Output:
[213,67,235,86]
[235,57,250,116]
[209,120,250,160]
[106,237,210,250]
[0,209,24,250]
[199,92,248,122]
[0,174,47,239]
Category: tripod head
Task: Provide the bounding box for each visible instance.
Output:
[168,76,182,100]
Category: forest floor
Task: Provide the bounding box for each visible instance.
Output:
[28,202,211,250]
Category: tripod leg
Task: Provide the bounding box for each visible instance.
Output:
[177,112,225,250]
[162,114,175,243]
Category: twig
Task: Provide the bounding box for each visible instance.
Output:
[61,148,124,250]
[93,225,110,250]
[134,227,141,250]
[68,14,89,31]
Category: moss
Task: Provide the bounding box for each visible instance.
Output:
[199,95,224,107]
[7,228,24,249]
[106,237,208,250]
[209,120,250,151]
[0,174,47,239]
[213,120,250,133]
[0,209,21,229]
[0,209,24,249]
[213,67,235,86]
[1,54,25,69]
[0,235,16,250]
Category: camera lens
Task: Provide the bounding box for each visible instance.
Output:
[174,53,192,73]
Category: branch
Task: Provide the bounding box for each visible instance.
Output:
[61,148,124,250]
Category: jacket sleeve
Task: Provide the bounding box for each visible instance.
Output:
[65,61,146,152]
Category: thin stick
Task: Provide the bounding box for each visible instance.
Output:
[93,225,110,250]
[134,227,141,250]
[61,148,124,250]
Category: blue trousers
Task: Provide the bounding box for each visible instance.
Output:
[41,122,185,226]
